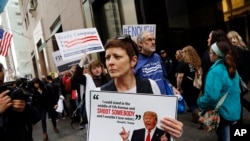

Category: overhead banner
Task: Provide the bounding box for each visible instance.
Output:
[87,91,177,141]
[55,28,104,60]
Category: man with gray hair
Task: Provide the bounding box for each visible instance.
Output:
[134,31,179,95]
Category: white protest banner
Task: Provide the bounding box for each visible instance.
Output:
[55,28,104,60]
[87,91,177,141]
[122,24,156,41]
[52,50,88,72]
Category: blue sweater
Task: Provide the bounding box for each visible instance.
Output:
[197,59,241,121]
[134,53,166,94]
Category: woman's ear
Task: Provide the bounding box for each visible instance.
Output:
[131,56,138,68]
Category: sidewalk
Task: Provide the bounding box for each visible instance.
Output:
[32,118,86,141]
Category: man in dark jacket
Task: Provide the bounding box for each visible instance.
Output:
[0,63,39,141]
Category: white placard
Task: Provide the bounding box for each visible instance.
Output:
[55,28,104,60]
[87,90,177,141]
[52,50,89,72]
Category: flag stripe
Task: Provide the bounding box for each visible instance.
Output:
[64,36,98,48]
[64,38,98,48]
[0,29,13,57]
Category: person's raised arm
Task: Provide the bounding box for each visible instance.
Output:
[78,53,88,68]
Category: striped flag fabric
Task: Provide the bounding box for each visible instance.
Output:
[63,36,98,48]
[0,29,13,57]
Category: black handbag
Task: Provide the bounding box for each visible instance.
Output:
[240,78,249,95]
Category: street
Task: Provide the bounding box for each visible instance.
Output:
[32,117,86,141]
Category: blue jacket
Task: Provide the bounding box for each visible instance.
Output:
[197,59,241,121]
[134,53,166,94]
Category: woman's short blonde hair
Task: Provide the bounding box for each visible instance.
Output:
[227,31,247,50]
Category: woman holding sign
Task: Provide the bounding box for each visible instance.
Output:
[100,34,183,139]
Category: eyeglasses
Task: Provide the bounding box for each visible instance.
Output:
[115,34,139,57]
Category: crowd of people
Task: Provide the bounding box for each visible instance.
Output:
[0,29,250,141]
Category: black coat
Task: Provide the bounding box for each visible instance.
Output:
[0,85,40,141]
[235,47,250,83]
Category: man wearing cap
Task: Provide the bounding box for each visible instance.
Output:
[160,50,174,84]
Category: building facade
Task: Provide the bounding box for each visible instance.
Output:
[17,0,86,78]
[1,0,32,81]
[14,0,250,79]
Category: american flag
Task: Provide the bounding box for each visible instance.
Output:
[0,29,13,57]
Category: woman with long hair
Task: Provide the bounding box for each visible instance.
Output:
[32,77,59,140]
[202,29,237,91]
[176,45,202,122]
[175,49,183,62]
[227,30,250,124]
[198,41,240,141]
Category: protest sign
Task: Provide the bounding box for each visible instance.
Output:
[87,90,177,141]
[55,28,104,60]
[52,50,89,72]
[122,24,156,41]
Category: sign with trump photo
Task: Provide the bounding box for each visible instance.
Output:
[87,91,178,141]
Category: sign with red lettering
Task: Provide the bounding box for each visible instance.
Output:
[55,28,104,60]
[87,91,178,141]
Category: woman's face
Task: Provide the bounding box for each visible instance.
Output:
[230,37,239,46]
[209,49,218,62]
[207,31,213,47]
[34,82,39,88]
[181,49,187,58]
[105,47,137,78]
[175,51,181,60]
[91,66,102,77]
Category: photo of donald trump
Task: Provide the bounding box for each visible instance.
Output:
[119,111,170,141]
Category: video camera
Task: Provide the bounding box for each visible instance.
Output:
[1,78,31,100]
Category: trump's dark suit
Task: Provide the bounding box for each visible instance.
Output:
[130,127,170,141]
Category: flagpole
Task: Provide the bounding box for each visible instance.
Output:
[9,45,17,80]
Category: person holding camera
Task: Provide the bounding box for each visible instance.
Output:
[0,63,38,141]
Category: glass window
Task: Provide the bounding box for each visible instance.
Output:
[93,0,122,40]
